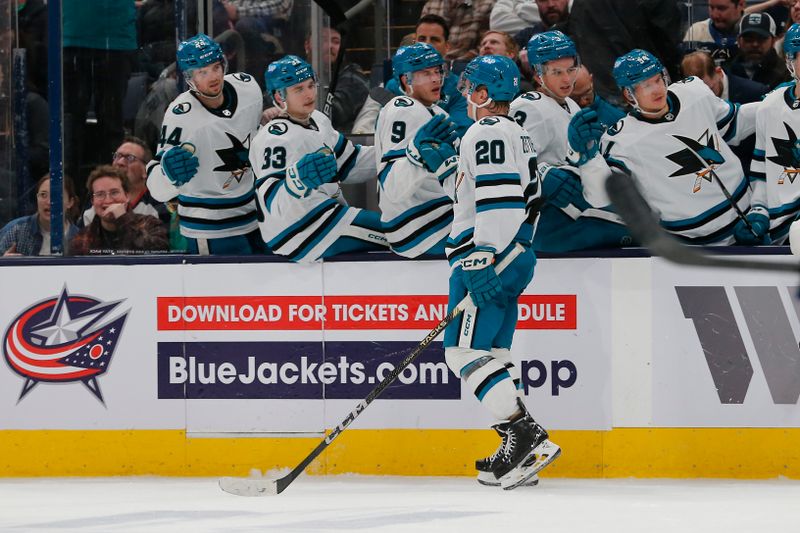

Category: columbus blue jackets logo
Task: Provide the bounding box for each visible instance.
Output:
[3,286,129,404]
[668,130,724,193]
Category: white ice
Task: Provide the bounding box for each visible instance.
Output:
[1,476,798,532]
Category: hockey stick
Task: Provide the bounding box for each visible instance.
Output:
[605,170,799,273]
[219,243,525,496]
[672,134,759,238]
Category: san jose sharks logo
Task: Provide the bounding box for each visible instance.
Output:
[667,130,724,193]
[3,286,129,404]
[215,132,252,189]
[766,122,800,185]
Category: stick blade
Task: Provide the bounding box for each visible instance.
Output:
[219,476,279,497]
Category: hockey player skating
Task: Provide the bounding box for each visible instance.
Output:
[147,34,263,255]
[511,31,630,253]
[445,54,560,490]
[374,43,458,258]
[575,49,760,245]
[746,23,800,245]
[252,56,388,262]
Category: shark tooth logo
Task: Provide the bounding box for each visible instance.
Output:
[3,285,129,404]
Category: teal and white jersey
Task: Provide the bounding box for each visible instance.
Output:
[584,76,758,245]
[446,114,539,266]
[750,82,800,243]
[251,110,377,262]
[375,95,454,257]
[509,91,580,165]
[147,73,263,239]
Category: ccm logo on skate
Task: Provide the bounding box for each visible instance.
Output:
[520,358,577,396]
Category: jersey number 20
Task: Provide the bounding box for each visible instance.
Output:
[476,140,505,165]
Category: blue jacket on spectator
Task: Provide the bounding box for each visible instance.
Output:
[0,214,78,256]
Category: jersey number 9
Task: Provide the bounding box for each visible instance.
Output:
[391,121,406,143]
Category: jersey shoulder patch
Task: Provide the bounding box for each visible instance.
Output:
[393,96,415,108]
[520,92,543,102]
[231,72,253,83]
[606,118,626,136]
[478,116,501,126]
[267,121,289,136]
[172,102,192,115]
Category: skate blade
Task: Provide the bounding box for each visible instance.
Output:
[219,476,279,497]
[477,471,539,488]
[501,441,561,491]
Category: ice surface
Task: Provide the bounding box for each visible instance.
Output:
[0,476,798,532]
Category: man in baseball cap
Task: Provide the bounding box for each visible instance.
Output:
[729,12,790,89]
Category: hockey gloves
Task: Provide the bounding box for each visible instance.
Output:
[161,144,199,186]
[567,108,604,165]
[461,247,503,308]
[539,163,584,209]
[407,114,459,177]
[285,149,338,198]
[733,206,771,245]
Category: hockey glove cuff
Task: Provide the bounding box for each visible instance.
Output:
[461,247,503,308]
[285,149,338,198]
[161,144,199,186]
[567,108,603,164]
[539,163,584,209]
[734,206,771,245]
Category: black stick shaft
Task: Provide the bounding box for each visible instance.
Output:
[273,245,524,494]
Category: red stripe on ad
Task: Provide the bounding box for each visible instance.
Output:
[157,295,577,331]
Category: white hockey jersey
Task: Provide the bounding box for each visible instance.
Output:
[375,95,453,258]
[749,82,800,243]
[147,73,262,239]
[251,110,377,262]
[446,114,539,266]
[584,76,758,245]
[509,91,580,165]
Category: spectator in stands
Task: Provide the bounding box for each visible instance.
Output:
[777,0,800,56]
[305,26,369,133]
[566,0,682,104]
[681,49,765,189]
[512,0,569,49]
[490,0,540,36]
[63,0,139,201]
[571,65,626,130]
[81,136,169,227]
[228,0,292,51]
[420,0,494,62]
[134,64,179,154]
[138,1,237,79]
[682,0,745,65]
[0,175,79,257]
[70,165,169,255]
[478,30,533,92]
[478,30,519,58]
[729,12,791,88]
[16,0,48,97]
[352,15,471,137]
[681,50,768,104]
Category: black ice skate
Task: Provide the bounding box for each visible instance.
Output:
[491,404,561,490]
[476,423,538,487]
